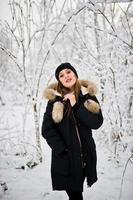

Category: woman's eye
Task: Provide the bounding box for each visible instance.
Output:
[59,74,64,78]
[66,70,71,74]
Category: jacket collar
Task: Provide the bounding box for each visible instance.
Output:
[43,80,100,123]
[43,79,98,101]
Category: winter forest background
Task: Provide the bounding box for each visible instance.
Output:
[0,0,133,199]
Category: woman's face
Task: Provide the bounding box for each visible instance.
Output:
[59,68,77,89]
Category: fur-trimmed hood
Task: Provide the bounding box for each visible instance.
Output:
[44,80,100,123]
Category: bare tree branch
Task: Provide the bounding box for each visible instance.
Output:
[0,44,22,72]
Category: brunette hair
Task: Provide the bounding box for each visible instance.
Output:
[57,79,81,117]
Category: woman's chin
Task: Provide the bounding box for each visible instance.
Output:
[65,84,73,89]
[64,82,75,88]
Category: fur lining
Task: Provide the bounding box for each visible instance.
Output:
[84,100,100,114]
[44,88,56,100]
[52,102,64,123]
[79,80,98,96]
[43,80,98,100]
[43,83,58,100]
[43,80,100,123]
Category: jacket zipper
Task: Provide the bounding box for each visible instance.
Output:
[72,111,85,168]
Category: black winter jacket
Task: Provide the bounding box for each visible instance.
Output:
[42,80,103,192]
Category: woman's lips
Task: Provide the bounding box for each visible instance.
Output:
[66,79,72,83]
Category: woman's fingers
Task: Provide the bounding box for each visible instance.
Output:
[63,93,76,106]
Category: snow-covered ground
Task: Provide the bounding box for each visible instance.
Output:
[0,138,133,200]
[0,103,132,200]
[0,0,133,199]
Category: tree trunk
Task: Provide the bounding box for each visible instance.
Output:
[33,100,42,163]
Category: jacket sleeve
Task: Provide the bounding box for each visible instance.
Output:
[42,101,67,155]
[72,96,103,130]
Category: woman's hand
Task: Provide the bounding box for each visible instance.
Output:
[63,92,76,106]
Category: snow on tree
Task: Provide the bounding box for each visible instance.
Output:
[0,0,132,170]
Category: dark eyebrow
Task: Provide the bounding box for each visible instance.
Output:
[59,71,63,75]
[65,68,71,73]
[59,68,69,76]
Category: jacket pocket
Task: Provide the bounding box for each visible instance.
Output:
[51,152,70,176]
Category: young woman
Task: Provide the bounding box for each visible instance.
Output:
[42,63,103,200]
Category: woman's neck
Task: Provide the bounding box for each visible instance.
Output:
[64,87,74,94]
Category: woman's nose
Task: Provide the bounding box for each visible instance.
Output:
[64,74,68,79]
